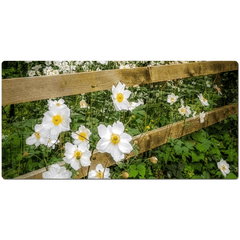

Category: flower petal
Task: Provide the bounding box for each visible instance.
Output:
[118,141,133,153]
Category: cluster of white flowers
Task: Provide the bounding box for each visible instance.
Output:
[26,98,71,149]
[178,99,191,117]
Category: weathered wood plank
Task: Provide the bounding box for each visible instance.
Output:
[2,61,238,106]
[14,103,238,179]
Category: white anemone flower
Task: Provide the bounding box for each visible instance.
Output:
[96,121,133,162]
[199,111,206,123]
[26,124,48,147]
[88,164,110,179]
[192,111,197,119]
[167,93,179,105]
[112,82,131,111]
[42,106,71,138]
[47,137,59,149]
[72,125,91,147]
[185,105,192,117]
[217,159,230,177]
[80,99,88,108]
[128,100,144,112]
[178,106,187,116]
[198,93,209,106]
[48,98,67,109]
[63,143,91,171]
[42,164,72,179]
[206,81,211,87]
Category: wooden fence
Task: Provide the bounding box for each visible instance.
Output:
[2,61,238,179]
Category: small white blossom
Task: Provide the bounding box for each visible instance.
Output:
[112,82,131,111]
[128,100,144,112]
[167,93,179,105]
[217,159,230,177]
[63,143,91,171]
[71,125,91,147]
[26,124,48,147]
[42,164,72,179]
[199,111,206,123]
[80,99,88,108]
[198,93,209,106]
[88,164,110,179]
[48,99,67,109]
[206,80,211,87]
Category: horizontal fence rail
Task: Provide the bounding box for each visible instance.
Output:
[15,103,238,179]
[2,61,238,106]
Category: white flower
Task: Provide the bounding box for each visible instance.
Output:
[98,61,108,65]
[185,105,192,117]
[52,70,59,75]
[217,159,230,177]
[192,82,196,85]
[26,124,48,147]
[199,111,206,123]
[119,64,130,69]
[28,70,35,77]
[75,61,83,65]
[179,80,183,85]
[96,121,133,162]
[63,143,91,171]
[48,99,67,109]
[111,82,131,111]
[198,93,209,106]
[42,106,71,139]
[206,81,211,87]
[180,99,184,106]
[42,164,72,179]
[167,93,179,105]
[88,164,110,179]
[192,111,197,118]
[80,99,88,108]
[156,92,160,97]
[128,100,144,112]
[45,61,52,66]
[71,125,91,147]
[178,105,187,116]
[47,137,59,149]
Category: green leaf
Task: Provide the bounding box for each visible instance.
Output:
[192,151,204,162]
[129,165,136,171]
[137,164,146,177]
[225,173,237,179]
[192,132,205,142]
[192,163,203,172]
[195,143,206,152]
[129,170,138,178]
[202,171,210,179]
[174,145,183,155]
[178,163,185,171]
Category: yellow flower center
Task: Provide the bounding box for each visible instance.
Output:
[202,97,206,102]
[56,103,61,107]
[74,150,82,160]
[52,115,62,125]
[221,165,226,171]
[78,132,87,141]
[96,171,104,179]
[35,132,41,139]
[110,133,120,145]
[116,93,124,103]
[171,97,175,102]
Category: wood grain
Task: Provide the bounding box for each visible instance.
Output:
[14,103,238,179]
[2,61,238,106]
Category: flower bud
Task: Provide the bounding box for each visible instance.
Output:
[23,152,28,157]
[149,156,158,164]
[134,140,138,145]
[122,172,129,179]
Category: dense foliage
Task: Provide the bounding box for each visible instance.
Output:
[1,61,238,179]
